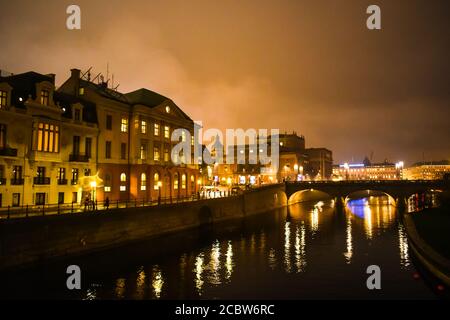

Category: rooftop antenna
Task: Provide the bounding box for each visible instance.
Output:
[106,62,109,87]
[81,67,92,80]
[91,72,101,83]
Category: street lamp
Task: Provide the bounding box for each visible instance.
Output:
[294,164,299,181]
[90,181,97,210]
[157,181,162,205]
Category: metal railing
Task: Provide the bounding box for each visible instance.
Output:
[33,177,51,185]
[0,189,242,220]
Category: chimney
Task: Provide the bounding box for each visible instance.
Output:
[71,68,81,80]
[70,69,81,96]
[46,73,56,84]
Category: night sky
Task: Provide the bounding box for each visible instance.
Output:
[0,0,449,164]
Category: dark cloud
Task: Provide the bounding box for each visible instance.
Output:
[0,0,449,164]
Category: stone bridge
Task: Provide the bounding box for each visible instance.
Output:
[285,180,450,205]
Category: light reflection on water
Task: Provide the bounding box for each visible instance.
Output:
[9,195,435,299]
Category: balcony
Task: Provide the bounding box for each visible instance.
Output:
[0,178,6,185]
[71,179,78,185]
[0,147,18,157]
[69,153,89,162]
[34,177,50,185]
[10,178,24,185]
[58,179,68,185]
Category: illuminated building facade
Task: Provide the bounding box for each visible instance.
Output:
[0,72,98,207]
[0,69,199,208]
[332,160,402,180]
[402,161,450,180]
[209,132,333,185]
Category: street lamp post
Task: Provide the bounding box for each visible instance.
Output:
[90,181,97,210]
[157,181,162,205]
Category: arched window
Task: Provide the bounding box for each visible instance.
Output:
[174,173,179,190]
[153,173,160,190]
[141,173,146,191]
[190,175,195,191]
[181,174,186,189]
[120,173,127,191]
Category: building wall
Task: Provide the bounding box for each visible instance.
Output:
[0,74,98,208]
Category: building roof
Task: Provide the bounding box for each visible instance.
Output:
[79,79,129,104]
[0,71,55,108]
[125,88,170,108]
[412,160,450,166]
[53,91,98,124]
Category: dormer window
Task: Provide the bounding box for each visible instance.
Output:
[40,90,50,106]
[79,87,84,95]
[74,109,81,121]
[165,106,170,113]
[0,90,7,109]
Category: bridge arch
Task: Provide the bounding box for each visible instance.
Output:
[344,190,396,206]
[288,189,333,205]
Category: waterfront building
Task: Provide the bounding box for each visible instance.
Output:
[332,159,402,180]
[0,69,199,208]
[402,160,450,180]
[0,72,98,207]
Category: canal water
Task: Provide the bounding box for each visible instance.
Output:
[0,195,438,299]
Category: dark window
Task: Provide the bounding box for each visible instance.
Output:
[72,168,79,184]
[0,194,2,207]
[40,90,49,106]
[85,137,92,158]
[106,115,112,130]
[12,193,20,207]
[58,192,64,204]
[37,167,46,179]
[35,193,46,205]
[0,90,7,109]
[72,192,78,203]
[13,166,22,180]
[121,143,127,160]
[0,165,4,179]
[0,124,6,149]
[58,168,66,180]
[84,168,91,176]
[105,141,112,159]
[74,109,81,121]
[73,136,80,155]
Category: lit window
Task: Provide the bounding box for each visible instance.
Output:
[141,173,147,191]
[165,106,170,113]
[191,135,195,146]
[0,90,7,109]
[79,87,84,95]
[174,173,179,190]
[153,173,160,190]
[140,143,147,160]
[120,173,127,182]
[120,185,126,191]
[36,122,59,153]
[104,186,111,192]
[154,123,160,136]
[121,118,128,133]
[141,120,147,134]
[164,148,169,162]
[182,174,186,189]
[164,126,170,139]
[181,130,186,142]
[153,146,160,161]
[40,90,50,106]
